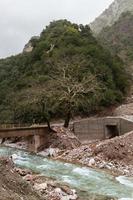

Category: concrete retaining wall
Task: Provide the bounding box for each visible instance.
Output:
[73,117,133,142]
[120,118,133,135]
[73,118,105,141]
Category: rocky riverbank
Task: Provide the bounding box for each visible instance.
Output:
[0,155,119,200]
[15,167,78,200]
[0,157,79,200]
[56,131,133,176]
[1,126,133,177]
[0,158,43,200]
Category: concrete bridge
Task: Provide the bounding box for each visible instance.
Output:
[0,126,50,152]
[1,116,133,152]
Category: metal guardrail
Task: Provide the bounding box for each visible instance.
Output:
[0,123,45,129]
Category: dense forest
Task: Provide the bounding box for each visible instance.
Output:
[0,20,130,127]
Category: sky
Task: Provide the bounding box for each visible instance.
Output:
[0,0,113,58]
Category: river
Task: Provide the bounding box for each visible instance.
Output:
[0,146,133,200]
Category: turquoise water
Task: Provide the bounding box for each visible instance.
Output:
[0,146,133,200]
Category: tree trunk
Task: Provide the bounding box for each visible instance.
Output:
[1,138,5,144]
[45,118,56,133]
[64,111,71,128]
[46,119,52,132]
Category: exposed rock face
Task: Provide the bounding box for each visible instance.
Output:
[90,0,133,34]
[23,36,39,53]
[23,41,33,53]
[98,12,133,66]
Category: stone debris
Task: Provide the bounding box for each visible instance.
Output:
[3,139,28,150]
[94,131,133,165]
[88,158,96,166]
[0,158,43,200]
[0,158,80,200]
[49,187,78,200]
[23,174,34,182]
[33,182,48,191]
[27,175,78,200]
[38,147,60,157]
[58,131,133,176]
[14,166,79,200]
[46,126,81,150]
[14,167,31,176]
[113,95,133,116]
[114,103,133,116]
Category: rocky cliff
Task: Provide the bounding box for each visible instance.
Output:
[90,0,133,34]
[23,36,39,53]
[98,12,133,65]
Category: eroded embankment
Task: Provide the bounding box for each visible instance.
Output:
[57,131,133,176]
[0,158,43,200]
[0,157,79,200]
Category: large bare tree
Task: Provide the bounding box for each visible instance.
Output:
[51,57,101,127]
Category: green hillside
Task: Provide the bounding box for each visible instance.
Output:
[0,20,130,126]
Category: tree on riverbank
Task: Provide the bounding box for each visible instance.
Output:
[50,57,100,127]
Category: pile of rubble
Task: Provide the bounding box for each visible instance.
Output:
[114,103,133,116]
[58,131,133,176]
[94,131,133,165]
[33,181,78,200]
[47,126,81,150]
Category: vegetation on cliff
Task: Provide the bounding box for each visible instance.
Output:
[90,0,133,34]
[0,20,130,127]
[98,12,133,68]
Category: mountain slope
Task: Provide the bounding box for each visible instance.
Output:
[0,20,130,124]
[98,12,133,68]
[90,0,133,34]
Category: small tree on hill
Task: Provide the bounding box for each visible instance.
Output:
[8,88,56,132]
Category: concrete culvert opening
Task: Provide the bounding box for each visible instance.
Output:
[105,125,119,139]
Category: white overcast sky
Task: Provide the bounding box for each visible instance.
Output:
[0,0,113,58]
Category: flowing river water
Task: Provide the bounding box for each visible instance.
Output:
[0,146,133,200]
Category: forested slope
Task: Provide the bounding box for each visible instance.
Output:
[0,20,130,126]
